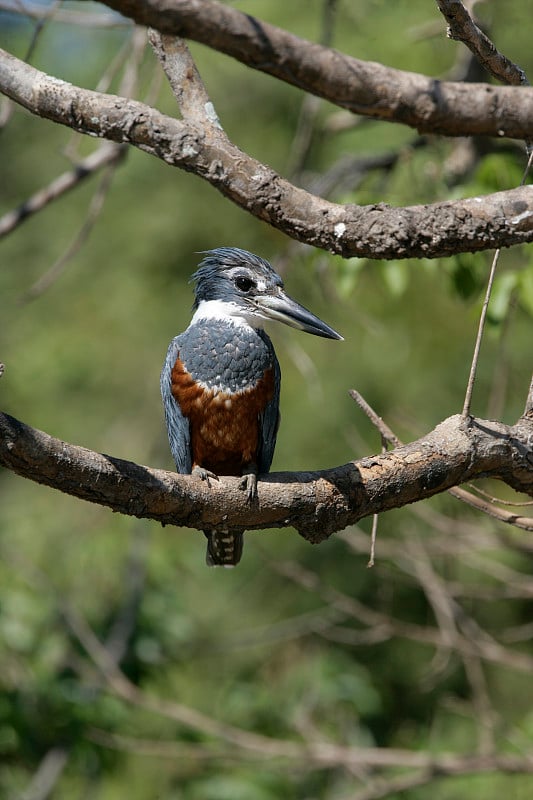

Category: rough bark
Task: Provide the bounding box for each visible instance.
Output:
[101,0,533,139]
[1,411,532,542]
[2,49,533,260]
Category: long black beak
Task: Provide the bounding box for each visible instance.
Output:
[253,290,343,340]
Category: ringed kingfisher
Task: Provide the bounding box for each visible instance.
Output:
[161,247,342,567]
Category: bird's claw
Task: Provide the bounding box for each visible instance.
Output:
[239,471,258,503]
[192,465,219,488]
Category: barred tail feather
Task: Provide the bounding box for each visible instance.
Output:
[204,530,244,567]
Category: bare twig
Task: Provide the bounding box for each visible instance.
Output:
[96,27,144,95]
[21,146,126,301]
[405,539,459,654]
[308,137,427,198]
[62,602,308,759]
[348,390,401,446]
[349,769,436,800]
[433,5,533,418]
[462,247,501,417]
[462,149,533,416]
[23,0,62,64]
[339,528,533,605]
[51,591,533,777]
[436,0,529,86]
[525,375,533,415]
[349,388,533,531]
[8,542,533,789]
[86,728,270,762]
[367,433,390,568]
[449,486,533,532]
[367,513,378,568]
[0,0,61,129]
[0,143,125,238]
[287,0,338,178]
[2,26,143,238]
[148,30,221,128]
[274,559,533,673]
[465,483,533,507]
[407,540,497,753]
[17,747,70,800]
[14,28,147,297]
[349,390,393,568]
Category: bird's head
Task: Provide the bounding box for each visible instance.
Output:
[191,247,343,340]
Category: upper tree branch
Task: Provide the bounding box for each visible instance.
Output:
[3,49,533,260]
[101,0,533,139]
[1,410,532,541]
[436,0,529,86]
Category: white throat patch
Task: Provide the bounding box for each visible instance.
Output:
[190,299,264,330]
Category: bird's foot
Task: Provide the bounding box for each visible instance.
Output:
[192,465,219,488]
[239,469,258,503]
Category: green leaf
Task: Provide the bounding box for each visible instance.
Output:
[335,257,366,297]
[517,263,533,318]
[487,271,518,325]
[382,260,409,296]
[449,254,485,300]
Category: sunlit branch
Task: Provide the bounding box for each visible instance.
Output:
[1,409,532,542]
[21,149,126,301]
[147,30,221,128]
[273,559,533,673]
[349,388,533,532]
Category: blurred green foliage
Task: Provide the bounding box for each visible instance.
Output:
[2,1,533,798]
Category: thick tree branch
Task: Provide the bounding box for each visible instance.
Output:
[3,49,533,260]
[101,0,533,139]
[1,411,532,542]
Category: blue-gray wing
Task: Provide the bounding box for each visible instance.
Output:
[258,346,281,475]
[160,335,192,474]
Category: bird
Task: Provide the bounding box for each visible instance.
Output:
[161,247,342,567]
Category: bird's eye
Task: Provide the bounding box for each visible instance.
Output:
[235,275,255,292]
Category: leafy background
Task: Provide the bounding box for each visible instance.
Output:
[1,1,533,797]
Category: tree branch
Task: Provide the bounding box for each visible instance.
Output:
[1,410,532,542]
[0,142,125,238]
[436,0,529,86]
[526,376,533,415]
[48,588,533,773]
[3,48,533,260]
[101,0,533,139]
[147,29,221,128]
[350,387,533,532]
